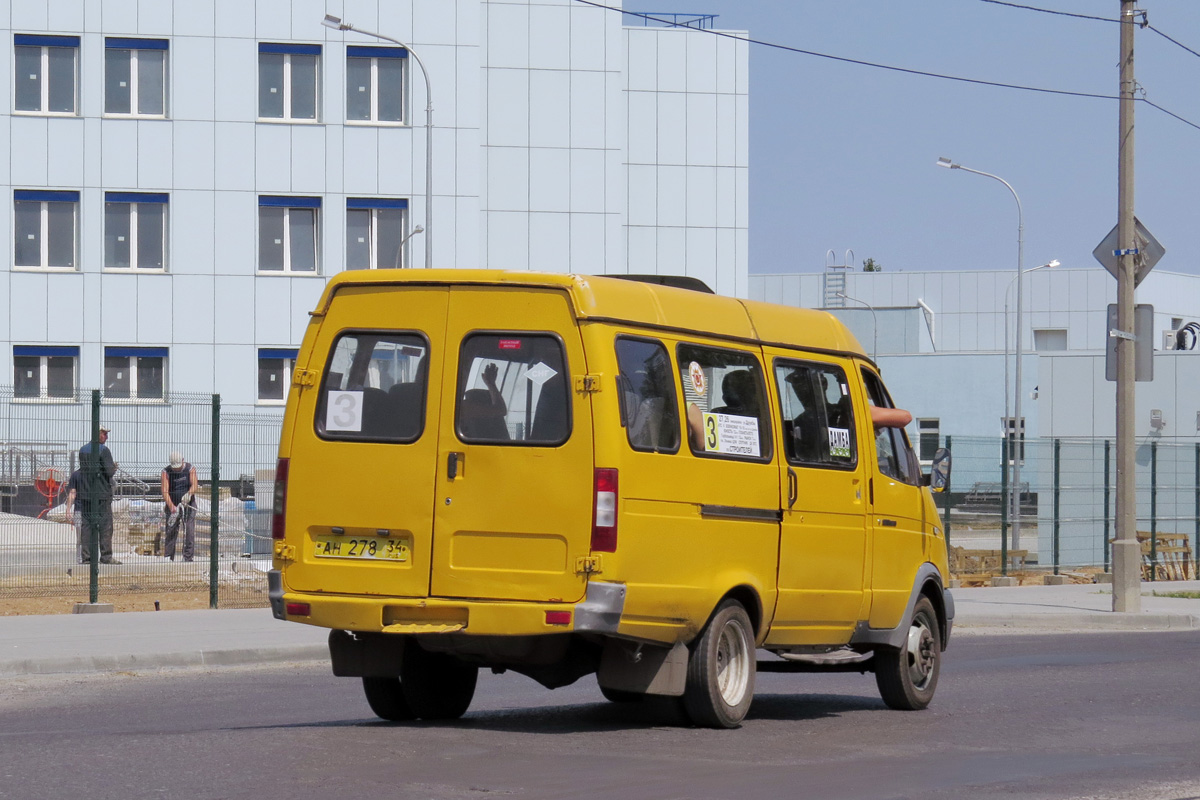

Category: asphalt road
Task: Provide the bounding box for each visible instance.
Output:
[2,632,1199,800]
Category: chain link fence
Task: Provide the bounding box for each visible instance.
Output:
[938,435,1199,581]
[0,386,281,609]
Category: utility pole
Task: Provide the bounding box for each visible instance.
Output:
[1112,0,1140,612]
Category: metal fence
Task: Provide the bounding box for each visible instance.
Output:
[0,386,282,609]
[939,435,1199,580]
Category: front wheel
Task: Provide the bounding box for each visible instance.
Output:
[682,599,756,728]
[875,595,941,710]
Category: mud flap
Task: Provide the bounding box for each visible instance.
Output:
[597,639,689,697]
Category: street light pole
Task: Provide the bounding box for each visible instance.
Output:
[836,292,877,360]
[938,156,1025,549]
[323,15,433,269]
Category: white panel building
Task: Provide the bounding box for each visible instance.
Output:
[1,1,748,409]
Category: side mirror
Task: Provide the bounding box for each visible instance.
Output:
[926,448,951,492]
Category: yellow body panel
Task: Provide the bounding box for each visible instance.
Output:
[276,270,947,651]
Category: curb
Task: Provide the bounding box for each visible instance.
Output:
[0,644,329,678]
[955,613,1200,633]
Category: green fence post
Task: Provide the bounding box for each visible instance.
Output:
[1053,438,1061,576]
[210,394,220,608]
[1104,439,1112,574]
[943,435,952,549]
[1000,436,1009,577]
[1194,442,1199,580]
[1150,440,1157,582]
[87,389,100,604]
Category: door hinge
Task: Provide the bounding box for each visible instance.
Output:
[274,542,296,562]
[575,555,603,575]
[575,374,602,394]
[292,368,318,387]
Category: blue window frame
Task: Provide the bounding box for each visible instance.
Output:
[105,38,168,116]
[346,198,410,270]
[104,192,168,270]
[259,43,320,121]
[14,34,79,114]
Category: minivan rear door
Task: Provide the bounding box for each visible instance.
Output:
[283,285,449,599]
[431,286,593,604]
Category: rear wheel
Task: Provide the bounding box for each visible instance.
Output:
[599,685,644,703]
[362,677,416,722]
[401,641,479,720]
[875,595,941,710]
[682,599,756,728]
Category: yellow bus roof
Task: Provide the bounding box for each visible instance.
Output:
[316,269,867,360]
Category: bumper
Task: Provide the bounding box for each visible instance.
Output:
[269,570,624,637]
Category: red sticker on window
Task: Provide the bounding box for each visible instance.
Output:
[498,339,522,350]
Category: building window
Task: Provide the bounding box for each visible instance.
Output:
[258,43,319,122]
[917,418,940,463]
[104,38,168,117]
[104,347,166,401]
[346,198,409,269]
[259,196,320,273]
[13,346,78,401]
[104,192,167,270]
[14,189,78,270]
[346,45,406,124]
[1033,329,1068,352]
[258,348,297,404]
[14,34,79,115]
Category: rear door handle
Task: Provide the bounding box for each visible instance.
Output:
[787,468,798,509]
[880,518,898,527]
[447,452,463,480]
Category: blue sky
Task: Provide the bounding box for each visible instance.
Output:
[621,1,1200,277]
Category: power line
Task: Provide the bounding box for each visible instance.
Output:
[584,1,1200,131]
[978,0,1200,60]
[590,1,1115,101]
[1146,24,1200,60]
[977,0,1116,24]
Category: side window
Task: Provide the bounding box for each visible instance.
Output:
[456,334,570,446]
[861,369,920,485]
[774,360,857,469]
[317,332,427,442]
[677,343,771,462]
[615,337,680,454]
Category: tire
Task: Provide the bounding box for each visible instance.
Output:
[400,641,479,721]
[875,595,941,710]
[599,684,645,703]
[682,599,756,728]
[362,677,416,722]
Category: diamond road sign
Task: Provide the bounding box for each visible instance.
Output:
[1093,217,1165,287]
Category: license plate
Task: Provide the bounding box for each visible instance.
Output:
[313,536,409,561]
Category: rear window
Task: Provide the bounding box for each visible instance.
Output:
[455,334,570,445]
[316,332,428,442]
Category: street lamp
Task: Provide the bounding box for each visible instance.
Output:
[393,224,424,269]
[938,155,1027,548]
[836,292,877,360]
[323,14,434,269]
[1003,260,1060,498]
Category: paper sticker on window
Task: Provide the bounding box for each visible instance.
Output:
[689,362,707,397]
[326,390,364,432]
[525,361,558,388]
[703,412,760,457]
[828,427,851,458]
[499,339,522,350]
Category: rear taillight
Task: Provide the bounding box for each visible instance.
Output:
[591,468,618,552]
[285,602,311,617]
[271,457,289,540]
